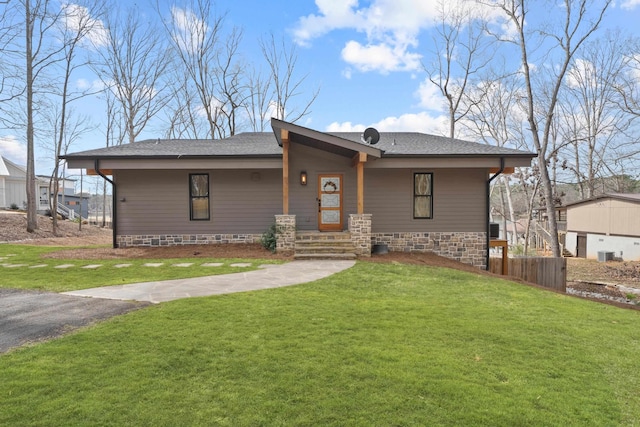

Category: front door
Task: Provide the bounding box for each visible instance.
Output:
[318,174,343,231]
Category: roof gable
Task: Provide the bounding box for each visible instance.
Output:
[0,157,8,176]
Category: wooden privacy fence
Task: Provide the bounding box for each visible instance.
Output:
[489,257,566,292]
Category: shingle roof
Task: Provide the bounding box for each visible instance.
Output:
[63,133,282,159]
[330,132,531,157]
[63,129,534,160]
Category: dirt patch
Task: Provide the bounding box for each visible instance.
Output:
[0,211,111,246]
[567,257,640,289]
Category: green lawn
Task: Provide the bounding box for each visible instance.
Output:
[0,244,281,292]
[1,261,639,426]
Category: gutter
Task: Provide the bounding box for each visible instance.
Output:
[94,159,117,248]
[486,157,505,270]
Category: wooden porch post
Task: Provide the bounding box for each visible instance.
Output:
[352,152,367,214]
[282,129,290,214]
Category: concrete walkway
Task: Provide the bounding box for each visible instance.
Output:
[63,260,356,303]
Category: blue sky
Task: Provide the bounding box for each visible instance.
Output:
[1,0,639,175]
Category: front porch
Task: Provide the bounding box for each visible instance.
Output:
[276,213,371,260]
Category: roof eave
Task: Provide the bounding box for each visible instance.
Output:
[61,153,283,160]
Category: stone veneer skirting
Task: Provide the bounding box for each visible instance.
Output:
[372,232,487,268]
[349,214,372,257]
[275,214,296,254]
[117,234,261,247]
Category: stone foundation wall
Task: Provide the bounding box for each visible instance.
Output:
[275,214,296,254]
[372,232,487,268]
[117,233,260,247]
[349,214,372,257]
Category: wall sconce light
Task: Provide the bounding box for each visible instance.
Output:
[300,171,308,186]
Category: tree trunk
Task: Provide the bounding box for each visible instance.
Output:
[25,0,38,232]
[539,164,561,256]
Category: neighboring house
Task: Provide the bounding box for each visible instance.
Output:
[565,193,640,261]
[62,118,535,269]
[35,175,90,219]
[0,156,88,218]
[0,156,28,209]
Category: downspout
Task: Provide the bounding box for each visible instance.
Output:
[94,159,117,248]
[486,157,505,270]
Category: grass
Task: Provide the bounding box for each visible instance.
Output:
[1,262,639,426]
[0,244,282,292]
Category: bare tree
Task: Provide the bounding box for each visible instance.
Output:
[425,0,494,138]
[0,2,22,106]
[96,8,171,145]
[557,31,637,199]
[46,1,103,234]
[23,0,69,232]
[486,0,612,257]
[245,68,272,132]
[260,33,319,124]
[159,0,248,139]
[463,74,540,251]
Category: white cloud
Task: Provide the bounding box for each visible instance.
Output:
[293,0,361,45]
[326,111,448,134]
[294,0,502,75]
[566,58,595,88]
[326,121,365,132]
[61,3,109,48]
[294,0,439,74]
[76,78,105,92]
[415,79,445,111]
[0,135,27,165]
[620,0,640,10]
[170,6,209,55]
[341,40,422,73]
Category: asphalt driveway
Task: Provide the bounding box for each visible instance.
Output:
[0,288,148,354]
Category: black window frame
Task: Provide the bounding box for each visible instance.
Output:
[413,172,433,219]
[189,173,210,221]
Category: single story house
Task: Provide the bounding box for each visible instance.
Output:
[62,118,534,269]
[565,193,640,260]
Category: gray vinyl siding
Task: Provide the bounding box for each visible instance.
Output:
[289,143,357,230]
[288,143,487,232]
[115,169,281,235]
[365,168,487,233]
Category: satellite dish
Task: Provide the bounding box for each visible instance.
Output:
[362,127,380,145]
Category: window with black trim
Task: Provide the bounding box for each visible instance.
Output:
[413,172,433,219]
[189,173,210,220]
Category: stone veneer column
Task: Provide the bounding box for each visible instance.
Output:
[275,214,296,254]
[349,213,372,257]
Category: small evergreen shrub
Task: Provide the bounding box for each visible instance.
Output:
[261,223,280,253]
[10,203,19,210]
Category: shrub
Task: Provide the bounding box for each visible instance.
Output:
[10,203,19,210]
[261,223,281,253]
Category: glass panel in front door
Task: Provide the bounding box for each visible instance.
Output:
[319,175,342,229]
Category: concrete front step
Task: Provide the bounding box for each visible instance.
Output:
[295,231,356,259]
[293,253,357,261]
[296,231,352,241]
[295,245,356,254]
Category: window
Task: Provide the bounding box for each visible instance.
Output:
[413,172,433,219]
[189,173,210,220]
